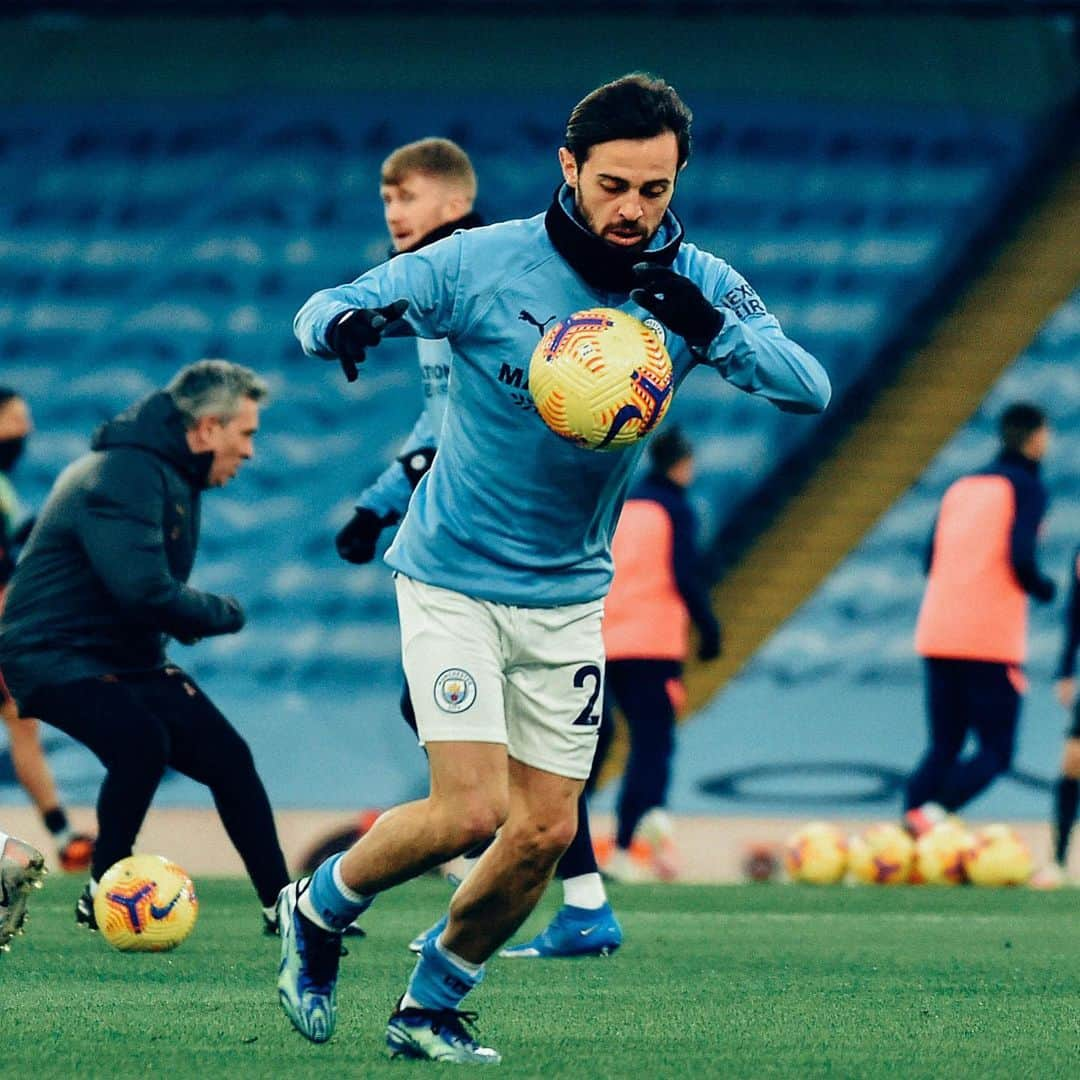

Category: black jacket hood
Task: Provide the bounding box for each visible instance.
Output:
[91,391,213,488]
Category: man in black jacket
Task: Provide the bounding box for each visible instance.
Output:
[0,360,290,931]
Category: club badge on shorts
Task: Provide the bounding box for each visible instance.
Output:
[434,668,477,713]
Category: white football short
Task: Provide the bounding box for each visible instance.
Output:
[394,573,605,780]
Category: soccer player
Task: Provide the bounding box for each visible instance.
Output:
[335,137,621,959]
[334,138,482,566]
[904,403,1055,835]
[1031,543,1080,888]
[593,425,721,885]
[0,829,45,954]
[0,388,95,873]
[282,73,830,1063]
[0,361,292,934]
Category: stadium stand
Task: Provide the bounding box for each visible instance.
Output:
[0,96,1048,807]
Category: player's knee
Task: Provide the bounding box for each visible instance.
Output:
[440,797,505,851]
[504,813,577,867]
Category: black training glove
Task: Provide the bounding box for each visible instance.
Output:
[631,264,724,347]
[335,507,393,565]
[325,299,410,382]
[697,620,723,662]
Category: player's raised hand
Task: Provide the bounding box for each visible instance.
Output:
[630,264,723,347]
[325,299,410,382]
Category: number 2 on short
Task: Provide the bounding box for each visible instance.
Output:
[572,664,602,726]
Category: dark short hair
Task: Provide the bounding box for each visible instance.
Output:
[565,73,693,168]
[650,425,692,473]
[999,402,1046,454]
[0,387,19,410]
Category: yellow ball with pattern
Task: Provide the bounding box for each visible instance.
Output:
[94,853,198,952]
[529,308,673,451]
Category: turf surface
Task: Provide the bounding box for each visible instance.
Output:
[4,874,1077,1078]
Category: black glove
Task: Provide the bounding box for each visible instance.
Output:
[325,299,410,382]
[335,507,394,565]
[697,620,722,662]
[631,264,724,347]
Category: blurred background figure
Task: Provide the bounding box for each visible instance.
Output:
[905,403,1056,836]
[1032,543,1080,889]
[0,361,289,933]
[600,426,722,882]
[0,388,94,873]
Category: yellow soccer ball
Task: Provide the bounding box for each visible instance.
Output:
[784,822,848,884]
[910,822,975,885]
[529,308,673,450]
[848,823,915,885]
[963,824,1033,886]
[94,853,198,952]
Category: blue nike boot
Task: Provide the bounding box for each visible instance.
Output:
[499,902,622,959]
[276,879,342,1043]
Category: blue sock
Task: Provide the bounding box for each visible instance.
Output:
[406,936,485,1011]
[300,853,374,931]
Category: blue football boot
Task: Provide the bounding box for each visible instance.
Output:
[499,902,623,959]
[387,997,501,1064]
[276,879,342,1043]
[407,912,448,954]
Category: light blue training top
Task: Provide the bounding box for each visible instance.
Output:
[295,193,831,607]
[354,337,450,522]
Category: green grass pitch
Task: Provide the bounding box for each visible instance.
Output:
[6,874,1078,1078]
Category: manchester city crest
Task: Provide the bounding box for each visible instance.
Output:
[434,668,477,713]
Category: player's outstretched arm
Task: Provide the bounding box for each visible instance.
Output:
[631,263,830,415]
[294,234,466,374]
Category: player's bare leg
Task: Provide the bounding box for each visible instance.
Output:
[1,704,59,815]
[337,741,509,893]
[441,758,581,963]
[385,760,579,1064]
[277,741,508,1044]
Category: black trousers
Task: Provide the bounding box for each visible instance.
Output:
[605,658,682,849]
[28,667,289,907]
[904,657,1022,813]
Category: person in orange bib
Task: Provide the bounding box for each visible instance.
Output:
[601,426,721,880]
[904,402,1055,835]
